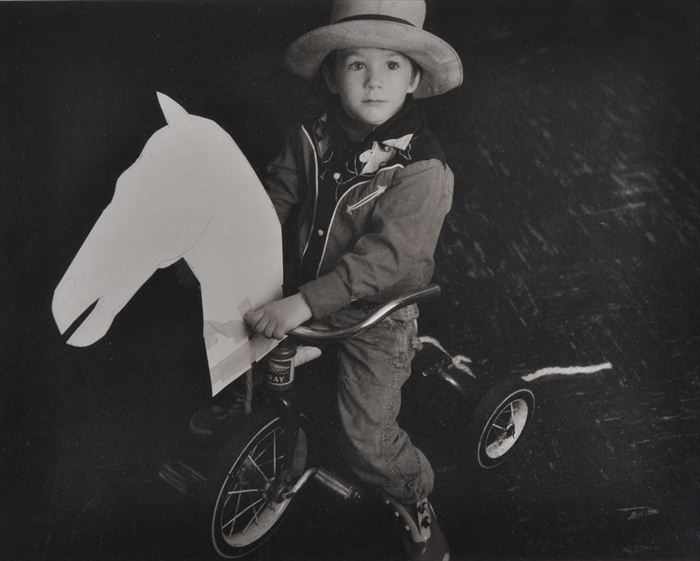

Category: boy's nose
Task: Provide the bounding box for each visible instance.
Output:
[365,69,382,89]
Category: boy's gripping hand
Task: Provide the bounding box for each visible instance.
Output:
[244,293,312,340]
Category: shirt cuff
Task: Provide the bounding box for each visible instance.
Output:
[298,272,353,319]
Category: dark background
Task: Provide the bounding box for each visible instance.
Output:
[2,1,699,560]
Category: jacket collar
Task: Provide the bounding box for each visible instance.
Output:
[331,96,423,148]
[310,98,424,179]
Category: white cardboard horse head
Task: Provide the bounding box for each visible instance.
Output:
[52,93,283,395]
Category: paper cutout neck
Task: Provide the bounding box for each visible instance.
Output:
[51,93,283,395]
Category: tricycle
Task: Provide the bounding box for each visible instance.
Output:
[158,284,536,559]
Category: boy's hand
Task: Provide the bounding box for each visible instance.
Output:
[244,293,312,340]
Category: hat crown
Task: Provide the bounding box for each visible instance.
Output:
[330,0,426,28]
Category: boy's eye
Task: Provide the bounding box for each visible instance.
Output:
[347,61,366,71]
[387,60,401,70]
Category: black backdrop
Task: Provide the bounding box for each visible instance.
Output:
[3,1,700,560]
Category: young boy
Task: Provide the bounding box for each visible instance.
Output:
[246,1,462,559]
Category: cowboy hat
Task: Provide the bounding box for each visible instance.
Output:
[284,0,463,98]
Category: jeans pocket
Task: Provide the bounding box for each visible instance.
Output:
[390,315,419,371]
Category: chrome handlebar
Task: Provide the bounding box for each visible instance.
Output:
[288,284,441,342]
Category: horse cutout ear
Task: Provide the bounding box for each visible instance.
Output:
[156,92,188,125]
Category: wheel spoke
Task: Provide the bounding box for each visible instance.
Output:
[222,480,240,506]
[242,499,267,533]
[253,428,278,462]
[242,427,286,479]
[227,488,263,496]
[226,488,244,537]
[247,454,271,483]
[222,497,265,532]
[253,440,268,463]
[249,440,261,462]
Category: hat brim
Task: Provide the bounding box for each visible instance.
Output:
[284,20,463,98]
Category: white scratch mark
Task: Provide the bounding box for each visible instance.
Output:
[522,362,613,382]
[616,506,660,520]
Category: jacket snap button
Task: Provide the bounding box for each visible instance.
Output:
[332,172,341,181]
[317,229,325,237]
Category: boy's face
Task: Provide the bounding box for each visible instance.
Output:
[325,48,421,128]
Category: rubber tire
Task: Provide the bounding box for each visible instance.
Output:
[206,407,308,559]
[465,377,535,470]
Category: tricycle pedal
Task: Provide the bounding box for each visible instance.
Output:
[313,468,362,502]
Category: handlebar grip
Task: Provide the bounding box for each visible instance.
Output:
[289,284,441,342]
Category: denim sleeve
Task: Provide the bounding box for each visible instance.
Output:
[299,159,454,319]
[262,127,303,226]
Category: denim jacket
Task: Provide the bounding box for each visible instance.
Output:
[263,103,454,319]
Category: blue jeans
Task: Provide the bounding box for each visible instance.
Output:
[326,303,434,504]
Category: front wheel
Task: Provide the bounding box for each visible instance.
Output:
[466,377,535,469]
[207,409,308,559]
